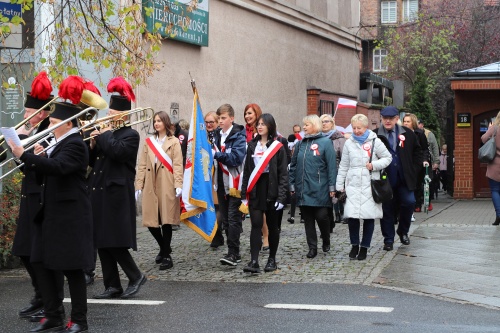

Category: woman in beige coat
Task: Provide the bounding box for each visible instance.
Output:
[135,111,183,270]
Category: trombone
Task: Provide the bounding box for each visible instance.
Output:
[80,107,154,141]
[0,106,99,181]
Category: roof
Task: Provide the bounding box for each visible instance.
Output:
[454,62,500,77]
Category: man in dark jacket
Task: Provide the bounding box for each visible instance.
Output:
[11,73,65,322]
[212,104,247,266]
[89,79,146,299]
[10,102,94,333]
[375,106,422,250]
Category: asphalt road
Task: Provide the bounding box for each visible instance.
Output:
[1,278,499,333]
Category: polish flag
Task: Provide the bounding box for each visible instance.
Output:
[337,98,357,109]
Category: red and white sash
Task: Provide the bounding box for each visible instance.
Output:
[213,144,242,196]
[146,137,173,173]
[244,141,283,200]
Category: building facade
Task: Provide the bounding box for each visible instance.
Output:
[136,0,361,134]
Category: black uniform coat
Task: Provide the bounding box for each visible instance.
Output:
[375,125,423,191]
[20,132,93,270]
[12,118,50,257]
[88,126,139,250]
[241,138,289,205]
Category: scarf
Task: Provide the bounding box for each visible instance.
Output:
[322,129,335,138]
[352,129,371,145]
[245,123,255,142]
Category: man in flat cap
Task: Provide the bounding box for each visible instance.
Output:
[375,106,422,251]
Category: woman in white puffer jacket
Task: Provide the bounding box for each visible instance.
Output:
[336,114,392,260]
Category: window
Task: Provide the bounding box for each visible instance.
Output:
[402,0,419,22]
[381,1,397,23]
[373,49,388,72]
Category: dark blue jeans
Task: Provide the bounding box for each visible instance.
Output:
[488,178,500,217]
[380,183,415,244]
[348,218,375,248]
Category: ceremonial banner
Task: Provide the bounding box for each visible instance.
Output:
[181,88,217,241]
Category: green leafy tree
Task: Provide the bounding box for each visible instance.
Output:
[407,67,439,137]
[0,0,199,87]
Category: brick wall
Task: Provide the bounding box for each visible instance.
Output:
[452,80,500,198]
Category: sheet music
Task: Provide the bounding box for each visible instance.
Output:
[0,127,22,146]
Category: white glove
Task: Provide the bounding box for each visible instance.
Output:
[213,184,218,191]
[241,199,248,206]
[175,188,182,197]
[135,190,141,201]
[423,161,429,167]
[275,202,284,210]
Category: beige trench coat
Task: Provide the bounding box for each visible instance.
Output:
[135,135,183,227]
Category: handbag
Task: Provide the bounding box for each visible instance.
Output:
[478,127,497,163]
[369,138,393,203]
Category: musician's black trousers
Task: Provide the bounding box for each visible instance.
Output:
[32,262,86,325]
[98,248,142,289]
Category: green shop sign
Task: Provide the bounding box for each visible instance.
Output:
[142,0,209,47]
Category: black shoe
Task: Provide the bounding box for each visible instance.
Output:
[264,258,278,272]
[306,248,317,258]
[84,273,94,286]
[220,253,239,266]
[159,255,173,270]
[30,318,64,332]
[243,260,260,273]
[29,309,45,322]
[19,298,43,318]
[210,240,224,249]
[93,287,123,299]
[121,274,147,298]
[58,322,88,332]
[287,217,295,224]
[155,250,163,264]
[357,247,368,260]
[397,230,410,245]
[322,244,330,252]
[349,245,359,259]
[493,217,500,226]
[383,243,393,251]
[261,246,270,252]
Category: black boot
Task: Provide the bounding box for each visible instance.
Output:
[348,245,359,259]
[493,216,500,226]
[357,247,368,260]
[243,260,260,273]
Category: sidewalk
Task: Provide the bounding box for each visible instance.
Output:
[375,195,500,309]
[1,191,499,310]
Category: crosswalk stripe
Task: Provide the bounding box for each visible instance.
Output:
[265,304,394,312]
[63,298,164,305]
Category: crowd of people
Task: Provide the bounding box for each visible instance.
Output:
[4,72,472,332]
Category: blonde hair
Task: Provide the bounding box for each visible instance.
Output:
[319,114,336,127]
[494,110,500,126]
[351,114,368,128]
[178,119,190,131]
[403,113,418,130]
[302,115,322,133]
[205,111,219,123]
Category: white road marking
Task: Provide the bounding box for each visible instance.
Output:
[63,298,164,305]
[265,304,394,312]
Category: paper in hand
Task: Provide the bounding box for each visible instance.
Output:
[0,127,22,146]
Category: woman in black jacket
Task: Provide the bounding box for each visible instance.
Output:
[240,114,288,273]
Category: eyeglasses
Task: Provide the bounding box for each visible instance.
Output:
[322,120,333,124]
[205,121,215,125]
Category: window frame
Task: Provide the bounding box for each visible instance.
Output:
[402,0,419,22]
[373,48,388,72]
[381,1,397,24]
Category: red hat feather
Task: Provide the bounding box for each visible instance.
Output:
[84,80,102,96]
[107,77,136,102]
[59,76,85,104]
[31,71,53,100]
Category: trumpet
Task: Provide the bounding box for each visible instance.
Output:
[80,107,154,141]
[0,107,99,181]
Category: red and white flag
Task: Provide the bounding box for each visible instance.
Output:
[337,98,357,109]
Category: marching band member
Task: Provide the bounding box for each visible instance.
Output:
[9,101,93,333]
[240,113,288,273]
[135,111,183,270]
[89,77,146,299]
[11,72,65,323]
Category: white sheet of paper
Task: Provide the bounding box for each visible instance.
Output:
[0,127,22,146]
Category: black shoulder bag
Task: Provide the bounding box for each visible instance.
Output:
[369,138,393,204]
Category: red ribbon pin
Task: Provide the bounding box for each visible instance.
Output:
[310,143,320,156]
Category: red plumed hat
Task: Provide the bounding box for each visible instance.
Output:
[107,77,136,102]
[30,71,53,100]
[83,80,102,96]
[58,76,85,104]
